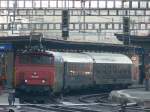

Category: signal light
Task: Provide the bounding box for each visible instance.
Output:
[62,9,69,40]
[123,17,130,35]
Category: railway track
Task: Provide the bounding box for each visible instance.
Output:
[78,92,149,112]
[15,103,150,112]
[19,93,111,112]
[19,90,150,112]
[0,106,9,112]
[79,93,109,103]
[21,104,103,112]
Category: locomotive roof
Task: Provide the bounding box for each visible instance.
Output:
[84,52,132,64]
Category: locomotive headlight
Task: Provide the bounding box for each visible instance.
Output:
[25,80,28,83]
[42,80,46,83]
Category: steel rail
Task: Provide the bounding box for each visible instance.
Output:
[24,104,102,112]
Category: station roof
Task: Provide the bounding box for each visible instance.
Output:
[115,33,150,53]
[115,34,150,43]
[0,35,142,54]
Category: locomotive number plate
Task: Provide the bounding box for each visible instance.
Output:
[31,75,39,78]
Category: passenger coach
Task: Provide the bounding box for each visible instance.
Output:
[48,51,133,93]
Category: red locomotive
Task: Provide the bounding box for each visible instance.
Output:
[14,51,55,96]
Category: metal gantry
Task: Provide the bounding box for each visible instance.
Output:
[0,0,149,36]
[0,22,150,31]
[0,8,149,16]
[0,0,149,16]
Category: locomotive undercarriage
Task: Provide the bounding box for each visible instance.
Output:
[15,83,131,103]
[15,85,52,103]
[16,85,52,95]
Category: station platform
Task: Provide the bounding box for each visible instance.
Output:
[0,90,20,105]
[109,87,150,108]
[0,90,21,111]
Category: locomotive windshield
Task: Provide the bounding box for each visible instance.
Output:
[18,54,53,65]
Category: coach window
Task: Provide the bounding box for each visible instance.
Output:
[109,64,112,75]
[124,66,129,76]
[42,56,54,64]
[79,64,83,75]
[119,66,123,75]
[112,65,114,73]
[69,63,71,75]
[76,64,80,76]
[127,66,130,74]
[106,65,110,74]
[101,64,105,73]
[72,64,75,75]
[31,55,53,65]
[116,64,120,75]
[70,63,74,75]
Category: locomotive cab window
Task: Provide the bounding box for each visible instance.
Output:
[18,54,54,65]
[19,55,30,64]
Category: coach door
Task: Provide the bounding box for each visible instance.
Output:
[62,62,67,92]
